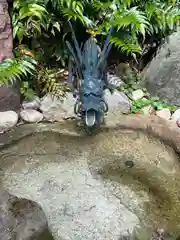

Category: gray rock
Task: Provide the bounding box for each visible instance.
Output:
[0,189,53,240]
[22,97,41,110]
[0,111,18,133]
[61,92,76,118]
[141,105,154,115]
[171,109,180,122]
[107,73,123,87]
[0,86,20,112]
[104,89,131,117]
[156,108,171,120]
[144,29,180,106]
[132,89,144,101]
[39,93,62,113]
[40,93,75,122]
[40,88,131,122]
[0,2,21,112]
[0,0,13,61]
[176,118,180,127]
[3,154,139,240]
[20,109,43,123]
[2,117,180,238]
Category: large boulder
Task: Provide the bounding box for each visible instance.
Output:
[0,110,18,133]
[0,86,20,112]
[144,29,180,106]
[0,0,13,60]
[0,189,53,240]
[2,116,180,239]
[0,0,21,112]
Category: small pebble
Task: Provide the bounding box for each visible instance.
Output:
[132,89,144,101]
[171,109,180,122]
[156,108,171,120]
[125,160,134,168]
[176,118,180,127]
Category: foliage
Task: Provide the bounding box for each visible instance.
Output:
[6,0,180,99]
[11,0,180,61]
[84,0,180,58]
[0,57,36,85]
[36,67,70,99]
[0,55,37,99]
[115,63,146,98]
[131,96,178,114]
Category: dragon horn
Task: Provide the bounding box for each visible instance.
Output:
[101,26,114,56]
[66,41,82,79]
[97,26,114,68]
[68,21,82,66]
[67,57,73,84]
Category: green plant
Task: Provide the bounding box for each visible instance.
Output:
[131,96,178,114]
[86,0,180,58]
[0,56,37,85]
[36,67,70,99]
[12,0,48,42]
[9,0,180,100]
[116,63,146,98]
[12,0,180,61]
[0,55,37,99]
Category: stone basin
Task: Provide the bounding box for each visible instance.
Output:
[1,115,180,239]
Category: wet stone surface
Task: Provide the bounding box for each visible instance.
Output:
[0,120,180,239]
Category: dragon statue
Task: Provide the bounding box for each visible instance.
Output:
[66,22,115,133]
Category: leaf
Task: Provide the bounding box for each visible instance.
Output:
[153,102,163,110]
[0,56,37,86]
[53,22,61,32]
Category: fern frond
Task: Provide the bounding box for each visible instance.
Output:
[37,67,69,99]
[0,57,37,85]
[110,36,141,56]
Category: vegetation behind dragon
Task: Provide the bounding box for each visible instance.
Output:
[0,0,179,99]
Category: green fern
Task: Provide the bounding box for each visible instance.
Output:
[91,0,180,58]
[110,36,141,57]
[37,67,70,99]
[0,56,37,85]
[11,0,180,64]
[12,0,48,41]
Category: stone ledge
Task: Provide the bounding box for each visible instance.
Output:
[106,114,180,154]
[0,114,180,156]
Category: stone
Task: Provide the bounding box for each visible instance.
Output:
[171,109,180,122]
[144,28,180,106]
[104,89,131,116]
[107,73,123,87]
[0,189,53,240]
[0,2,21,113]
[41,90,130,122]
[156,108,171,120]
[0,86,20,112]
[2,115,180,238]
[20,109,43,123]
[40,93,76,122]
[115,62,133,79]
[176,118,180,127]
[0,110,18,133]
[40,93,63,113]
[132,89,144,101]
[61,92,76,118]
[22,96,41,110]
[141,105,155,115]
[0,0,13,60]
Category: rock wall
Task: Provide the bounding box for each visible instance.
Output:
[144,29,180,106]
[0,0,13,60]
[0,0,20,112]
